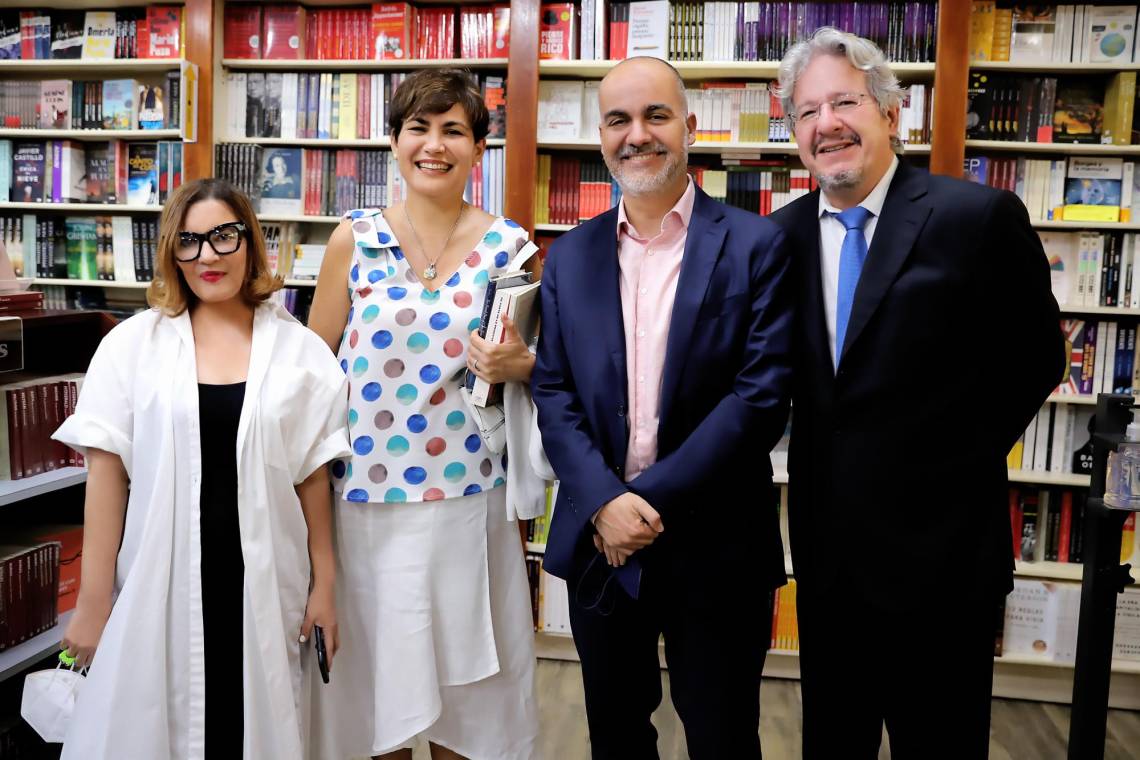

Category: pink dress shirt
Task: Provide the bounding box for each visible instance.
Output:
[616,179,696,481]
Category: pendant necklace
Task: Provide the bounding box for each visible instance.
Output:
[402,201,465,281]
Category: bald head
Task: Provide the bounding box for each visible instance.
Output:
[600,56,689,114]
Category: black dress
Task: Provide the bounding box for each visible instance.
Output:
[198,382,246,753]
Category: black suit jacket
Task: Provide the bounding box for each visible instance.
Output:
[771,160,1065,606]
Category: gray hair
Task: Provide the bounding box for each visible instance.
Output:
[775,27,905,151]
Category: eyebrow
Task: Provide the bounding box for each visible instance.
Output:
[603,103,674,120]
[408,116,470,130]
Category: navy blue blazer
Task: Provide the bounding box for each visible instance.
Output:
[532,185,794,597]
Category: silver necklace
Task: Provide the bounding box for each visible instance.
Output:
[402,201,465,281]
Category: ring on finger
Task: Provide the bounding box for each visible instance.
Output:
[474,359,480,371]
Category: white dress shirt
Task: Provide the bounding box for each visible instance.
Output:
[817,155,900,365]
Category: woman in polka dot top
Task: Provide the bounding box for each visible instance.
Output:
[307,70,540,760]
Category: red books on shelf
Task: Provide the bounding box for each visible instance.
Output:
[224,4,262,59]
[262,4,307,60]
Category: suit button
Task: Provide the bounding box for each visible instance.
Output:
[617,403,625,417]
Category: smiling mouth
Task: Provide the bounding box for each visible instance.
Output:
[815,139,860,156]
[416,160,453,173]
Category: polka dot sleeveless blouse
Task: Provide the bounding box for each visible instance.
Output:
[331,209,529,503]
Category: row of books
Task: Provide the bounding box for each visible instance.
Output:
[534,156,616,226]
[33,284,145,319]
[260,223,327,281]
[571,0,937,62]
[1056,318,1139,397]
[0,7,181,61]
[966,72,1135,146]
[0,542,60,652]
[2,139,183,207]
[1045,232,1140,310]
[224,2,510,62]
[694,162,815,217]
[0,373,85,481]
[966,156,1140,225]
[969,3,1140,65]
[1008,402,1092,477]
[999,579,1140,663]
[1,214,158,282]
[770,578,799,652]
[525,552,571,634]
[1010,487,1093,565]
[0,75,180,132]
[272,286,316,324]
[225,71,507,142]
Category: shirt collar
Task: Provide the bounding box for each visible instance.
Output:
[617,176,696,241]
[818,155,899,220]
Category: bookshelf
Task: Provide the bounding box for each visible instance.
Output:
[0,202,162,213]
[0,611,75,683]
[0,58,182,73]
[0,467,86,508]
[965,140,1140,156]
[538,59,937,79]
[0,128,182,140]
[534,137,932,155]
[222,58,510,71]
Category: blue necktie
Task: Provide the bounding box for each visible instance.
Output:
[833,206,872,368]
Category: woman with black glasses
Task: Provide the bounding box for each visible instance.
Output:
[52,178,351,759]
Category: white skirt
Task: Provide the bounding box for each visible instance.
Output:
[310,487,539,760]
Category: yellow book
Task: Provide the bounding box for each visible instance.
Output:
[991,9,1013,61]
[1008,438,1024,470]
[1123,514,1136,564]
[969,1,996,61]
[1063,205,1122,222]
[1102,71,1137,146]
[338,73,358,140]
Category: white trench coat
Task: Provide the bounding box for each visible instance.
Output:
[52,302,350,760]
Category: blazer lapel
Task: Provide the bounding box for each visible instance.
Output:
[586,208,632,461]
[791,190,834,380]
[659,188,726,421]
[839,161,932,366]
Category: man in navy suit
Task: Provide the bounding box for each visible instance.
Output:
[770,29,1064,760]
[532,56,793,759]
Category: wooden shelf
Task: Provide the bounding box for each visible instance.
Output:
[259,213,342,223]
[222,57,509,71]
[972,61,1140,74]
[32,278,149,289]
[1007,470,1091,487]
[283,279,317,288]
[0,611,73,683]
[965,140,1140,155]
[0,59,181,73]
[224,136,504,148]
[0,202,162,213]
[536,138,931,155]
[538,60,936,79]
[1046,393,1097,406]
[1033,220,1140,231]
[1058,305,1140,316]
[534,223,576,232]
[0,467,86,508]
[0,129,181,141]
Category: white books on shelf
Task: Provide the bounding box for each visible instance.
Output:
[537,80,584,140]
[1117,588,1140,661]
[81,12,116,60]
[1085,4,1138,63]
[292,244,326,280]
[1042,232,1079,307]
[110,216,135,282]
[628,0,670,60]
[581,81,601,139]
[1010,6,1057,62]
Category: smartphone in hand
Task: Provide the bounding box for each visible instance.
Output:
[314,625,330,684]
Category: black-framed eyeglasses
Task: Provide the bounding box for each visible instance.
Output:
[175,222,248,262]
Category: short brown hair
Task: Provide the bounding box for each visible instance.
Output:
[387,68,490,142]
[147,178,283,315]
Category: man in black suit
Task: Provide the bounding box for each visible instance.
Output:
[771,28,1065,760]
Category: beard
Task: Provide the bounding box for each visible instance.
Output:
[605,140,689,197]
[816,167,863,193]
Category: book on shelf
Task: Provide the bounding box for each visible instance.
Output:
[459,5,511,59]
[627,0,669,60]
[1008,402,1093,476]
[8,526,82,615]
[49,11,84,60]
[999,579,1081,663]
[0,373,85,482]
[258,147,303,216]
[1009,487,1087,563]
[223,4,262,60]
[0,542,61,652]
[372,3,414,60]
[537,80,584,139]
[82,11,117,60]
[2,7,178,61]
[540,3,578,60]
[1064,156,1124,222]
[263,3,307,60]
[1117,587,1140,661]
[126,143,159,207]
[136,6,181,59]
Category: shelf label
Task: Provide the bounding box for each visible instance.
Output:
[0,317,24,373]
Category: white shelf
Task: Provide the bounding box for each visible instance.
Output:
[534,223,576,232]
[526,542,546,554]
[1046,393,1097,406]
[0,467,86,508]
[538,60,936,79]
[965,140,1140,155]
[0,59,181,73]
[225,136,504,148]
[259,213,342,223]
[283,279,317,288]
[1034,220,1140,231]
[0,610,73,683]
[536,138,929,155]
[223,57,509,71]
[1059,305,1140,316]
[972,61,1140,74]
[0,202,162,213]
[1014,560,1085,581]
[0,129,181,141]
[32,278,149,289]
[1007,470,1091,487]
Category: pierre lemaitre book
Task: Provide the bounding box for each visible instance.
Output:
[466,241,541,407]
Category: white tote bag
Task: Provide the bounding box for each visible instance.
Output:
[21,661,86,743]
